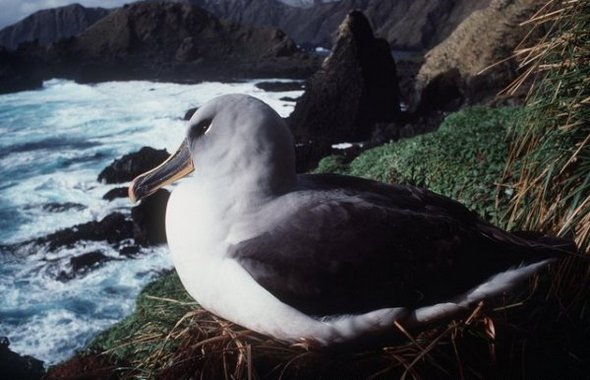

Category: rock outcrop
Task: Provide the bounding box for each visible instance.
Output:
[0,4,110,50]
[288,11,400,171]
[0,46,43,94]
[36,213,134,251]
[131,189,170,246]
[98,147,170,184]
[414,0,542,111]
[0,336,44,380]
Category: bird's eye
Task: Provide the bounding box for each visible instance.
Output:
[190,118,212,139]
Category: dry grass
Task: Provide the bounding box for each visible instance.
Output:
[501,0,590,253]
[79,268,589,380]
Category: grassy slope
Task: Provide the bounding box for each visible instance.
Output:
[317,106,520,225]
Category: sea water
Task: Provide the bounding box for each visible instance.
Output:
[0,79,302,365]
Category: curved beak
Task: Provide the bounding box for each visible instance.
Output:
[128,139,194,203]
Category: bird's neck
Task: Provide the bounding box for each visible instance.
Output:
[196,161,295,210]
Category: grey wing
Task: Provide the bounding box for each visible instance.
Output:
[229,175,543,317]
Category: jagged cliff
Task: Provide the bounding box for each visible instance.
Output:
[0,4,110,50]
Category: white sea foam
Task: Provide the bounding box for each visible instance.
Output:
[0,79,303,365]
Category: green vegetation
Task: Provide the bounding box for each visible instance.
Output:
[317,106,521,224]
[87,272,194,364]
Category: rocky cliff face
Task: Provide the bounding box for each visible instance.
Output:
[180,0,491,50]
[414,0,542,111]
[0,4,110,50]
[288,11,401,171]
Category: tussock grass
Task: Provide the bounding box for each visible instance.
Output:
[87,272,540,380]
[499,0,590,331]
[502,0,590,253]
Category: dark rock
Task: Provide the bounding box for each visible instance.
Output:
[288,11,401,171]
[255,81,304,92]
[0,336,45,380]
[119,244,141,258]
[294,140,332,173]
[42,202,86,212]
[37,212,134,250]
[57,250,112,280]
[70,251,109,273]
[0,4,110,50]
[183,107,199,121]
[102,187,129,201]
[0,46,43,94]
[131,189,170,246]
[98,147,170,184]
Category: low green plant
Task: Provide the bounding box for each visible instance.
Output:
[317,106,522,224]
[87,271,194,362]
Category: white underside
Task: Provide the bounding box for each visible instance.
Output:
[166,180,552,346]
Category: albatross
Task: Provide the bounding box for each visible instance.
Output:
[129,94,573,346]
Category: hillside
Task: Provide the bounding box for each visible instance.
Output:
[181,0,491,50]
[0,4,110,50]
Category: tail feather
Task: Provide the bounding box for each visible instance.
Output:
[511,230,578,254]
[477,223,579,260]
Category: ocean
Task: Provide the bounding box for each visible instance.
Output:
[0,79,302,365]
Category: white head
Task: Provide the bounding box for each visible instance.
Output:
[129,94,296,202]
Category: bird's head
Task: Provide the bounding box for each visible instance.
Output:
[129,94,296,203]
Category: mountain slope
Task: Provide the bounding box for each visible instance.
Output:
[181,0,491,50]
[0,4,110,50]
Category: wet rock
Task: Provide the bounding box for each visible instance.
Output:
[70,251,109,273]
[98,147,170,184]
[57,250,112,281]
[33,190,169,251]
[131,189,170,246]
[102,187,129,201]
[0,336,45,380]
[119,244,141,258]
[183,107,198,121]
[255,81,304,92]
[37,212,134,250]
[288,11,401,171]
[42,202,87,213]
